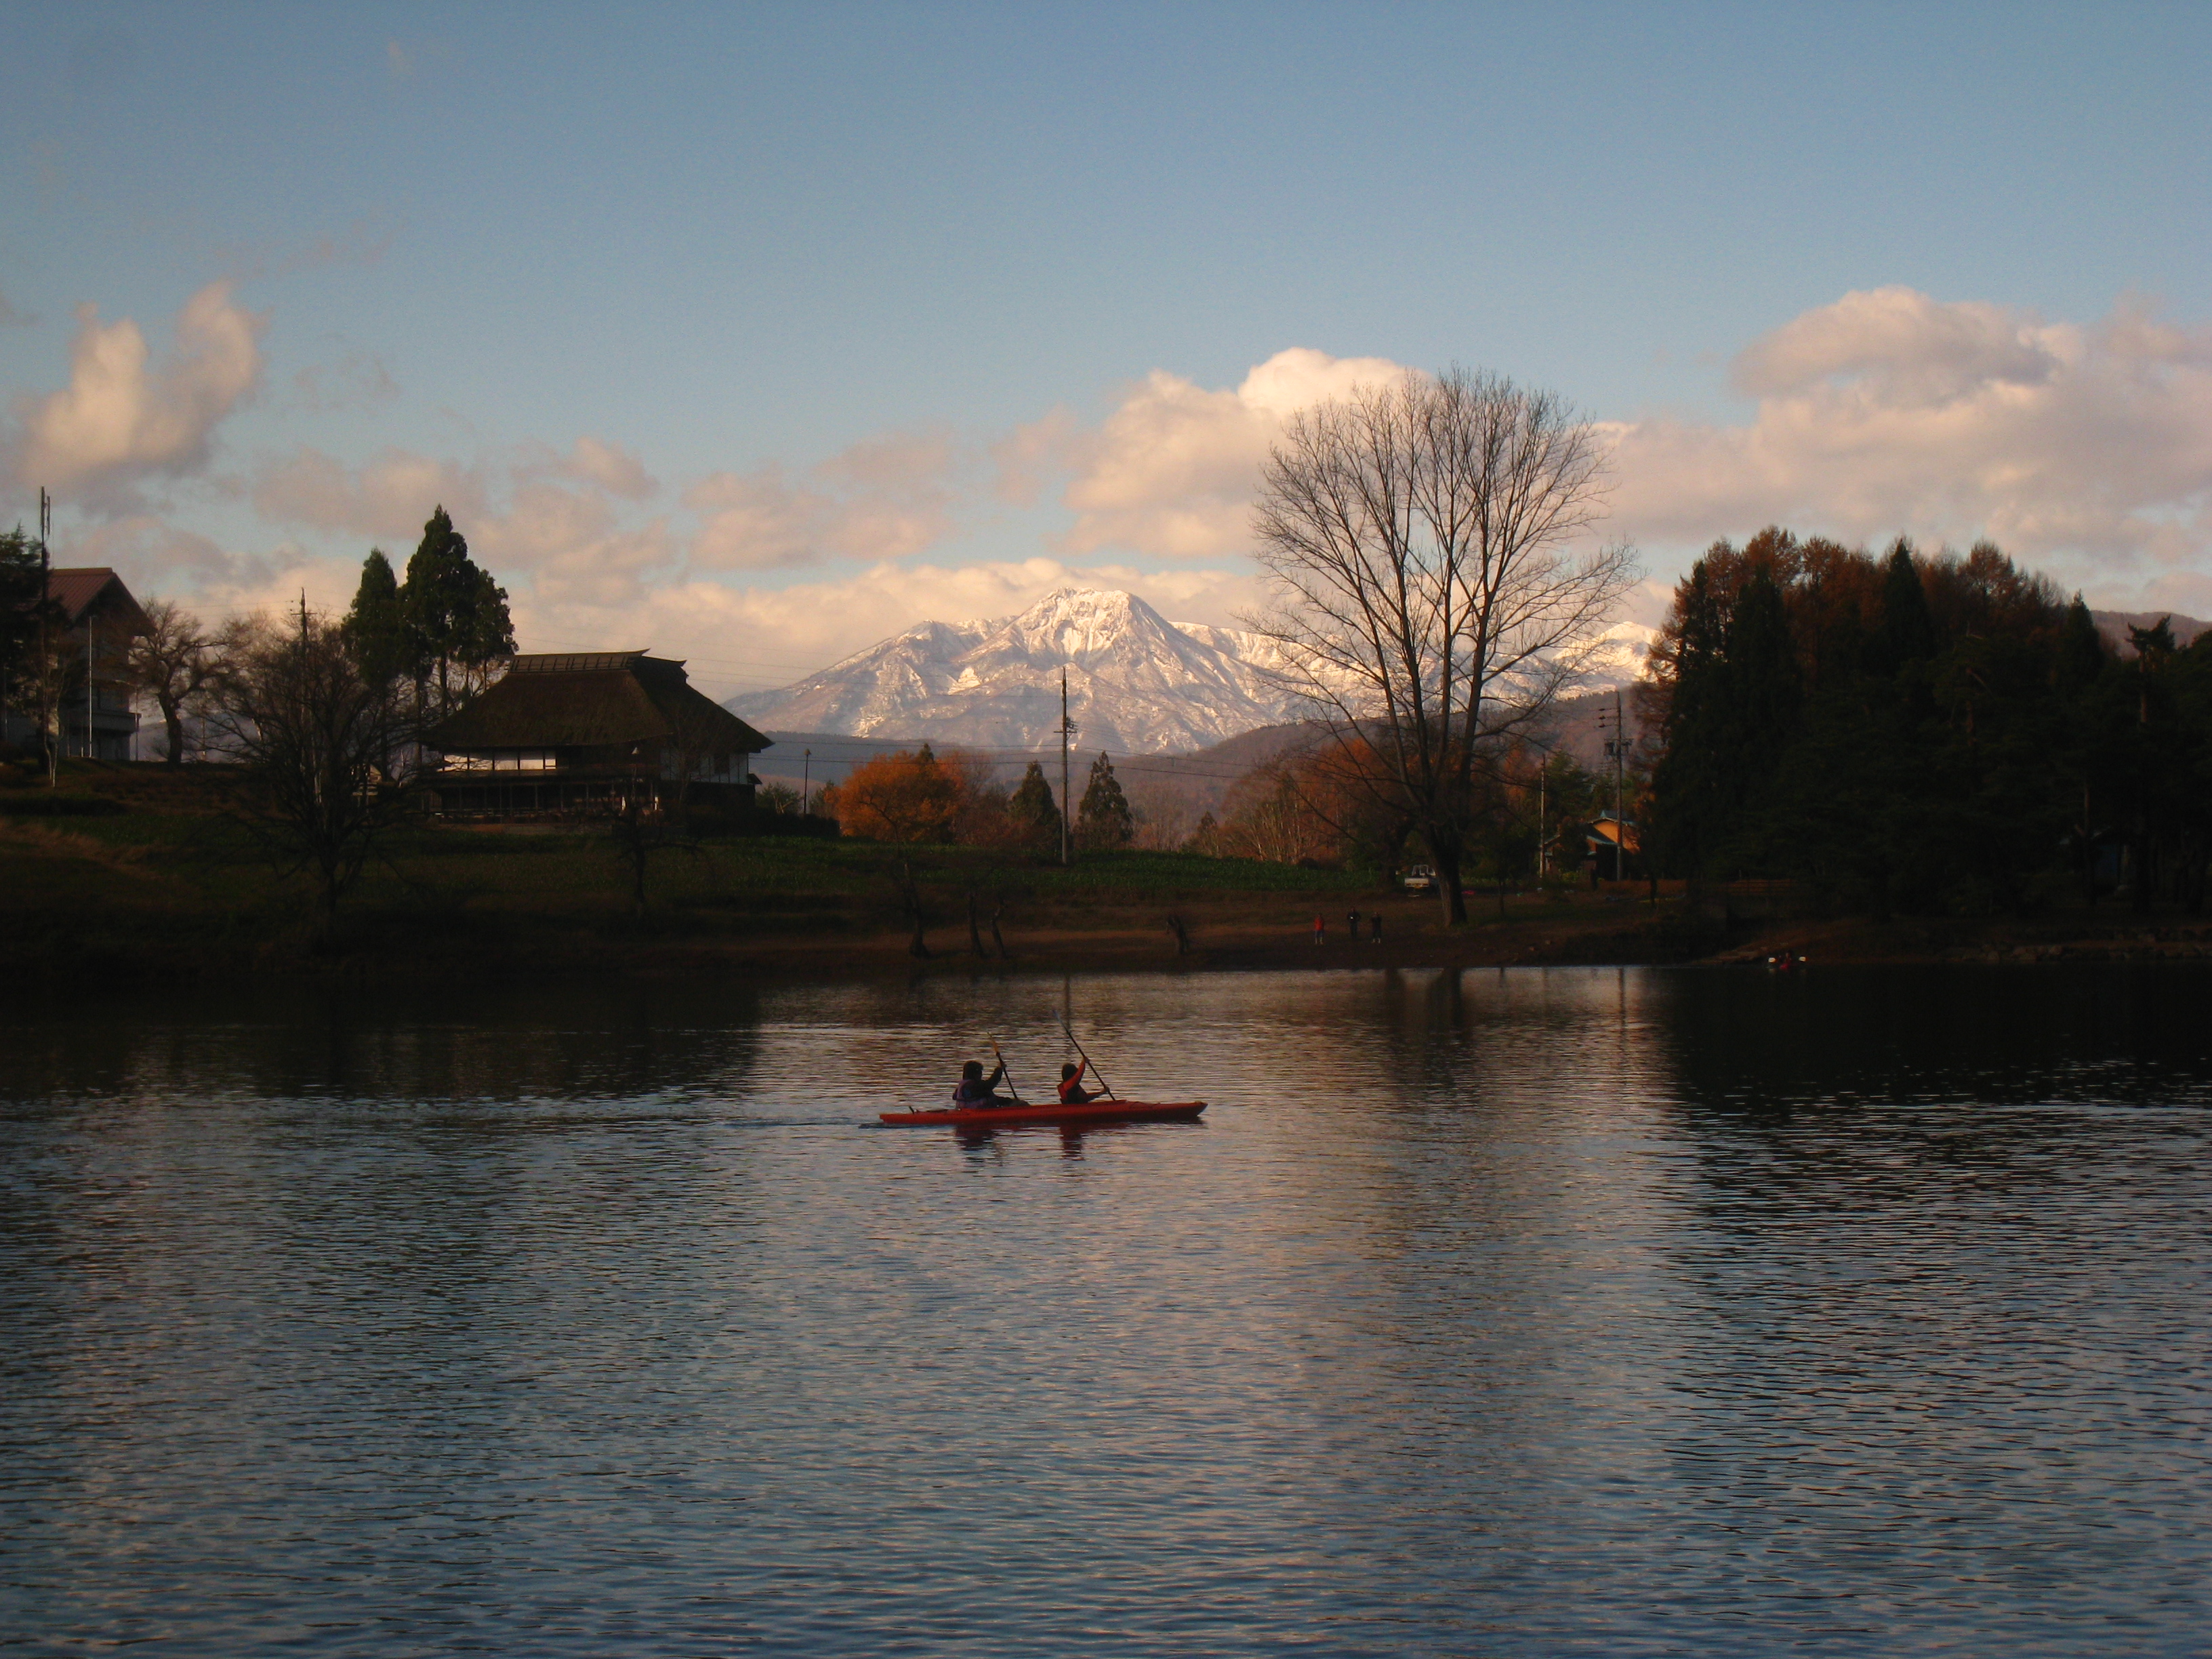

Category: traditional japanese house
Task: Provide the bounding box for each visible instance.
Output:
[426,651,770,819]
[2,567,150,760]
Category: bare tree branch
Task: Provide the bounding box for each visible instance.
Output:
[1245,367,1639,922]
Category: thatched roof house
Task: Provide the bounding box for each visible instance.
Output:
[426,651,769,819]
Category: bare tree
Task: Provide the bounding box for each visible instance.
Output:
[124,599,220,764]
[204,603,419,924]
[1248,367,1637,922]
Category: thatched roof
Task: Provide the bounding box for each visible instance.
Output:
[430,653,770,754]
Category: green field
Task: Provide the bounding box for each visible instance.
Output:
[1,760,1384,978]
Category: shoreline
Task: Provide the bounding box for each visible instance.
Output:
[17,903,2212,987]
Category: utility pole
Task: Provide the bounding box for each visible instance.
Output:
[1059,670,1073,866]
[801,747,811,816]
[1597,690,1628,882]
[1538,762,1547,881]
[37,488,53,786]
[83,617,95,762]
[1612,689,1626,880]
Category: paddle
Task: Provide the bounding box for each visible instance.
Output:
[1058,1016,1118,1100]
[987,1036,1027,1106]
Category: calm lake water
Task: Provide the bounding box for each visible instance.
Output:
[3,966,2209,1656]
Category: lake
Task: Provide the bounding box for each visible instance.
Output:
[3,966,2208,1656]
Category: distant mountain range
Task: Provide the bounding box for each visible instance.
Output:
[728,587,1659,756]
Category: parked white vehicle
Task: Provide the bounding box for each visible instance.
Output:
[1402,863,1436,892]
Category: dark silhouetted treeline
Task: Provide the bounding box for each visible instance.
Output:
[1642,527,2212,914]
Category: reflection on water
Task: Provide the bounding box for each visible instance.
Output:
[3,967,2207,1656]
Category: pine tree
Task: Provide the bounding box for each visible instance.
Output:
[1076,752,1132,850]
[1714,567,1802,872]
[342,549,407,684]
[0,527,49,710]
[1873,539,1935,671]
[2057,595,2106,693]
[1008,760,1058,844]
[401,506,514,711]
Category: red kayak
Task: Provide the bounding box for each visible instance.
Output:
[880,1099,1206,1128]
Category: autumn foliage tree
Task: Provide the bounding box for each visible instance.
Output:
[822,743,966,842]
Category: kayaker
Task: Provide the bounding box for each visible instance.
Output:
[953,1059,1015,1109]
[1057,1060,1100,1105]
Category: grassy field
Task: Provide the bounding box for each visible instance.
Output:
[28,758,2176,981]
[1,758,1448,979]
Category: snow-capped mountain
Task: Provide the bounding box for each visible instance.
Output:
[726,590,1302,754]
[726,588,1657,755]
[1579,620,1659,688]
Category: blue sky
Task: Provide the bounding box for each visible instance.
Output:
[3,2,2209,694]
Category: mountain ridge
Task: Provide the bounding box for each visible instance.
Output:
[730,587,1658,756]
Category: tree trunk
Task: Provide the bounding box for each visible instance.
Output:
[899,859,930,958]
[967,890,989,958]
[989,899,1010,961]
[161,695,186,766]
[1431,832,1467,925]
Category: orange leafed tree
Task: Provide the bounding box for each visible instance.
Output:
[823,744,965,842]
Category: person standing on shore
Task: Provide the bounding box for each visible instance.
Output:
[1347,909,1360,941]
[1313,914,1326,945]
[1371,912,1383,945]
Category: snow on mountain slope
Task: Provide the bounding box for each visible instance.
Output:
[726,588,1655,754]
[726,590,1298,753]
[1580,621,1658,688]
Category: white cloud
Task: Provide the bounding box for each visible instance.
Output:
[64,514,276,591]
[684,427,956,569]
[470,481,675,605]
[1604,287,2212,583]
[9,282,264,505]
[253,448,676,602]
[252,446,489,546]
[684,464,832,570]
[560,435,657,500]
[289,350,397,415]
[1008,346,1415,558]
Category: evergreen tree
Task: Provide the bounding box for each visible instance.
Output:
[342,549,407,685]
[0,527,52,712]
[1647,560,1730,878]
[1713,567,1803,872]
[2057,595,2106,693]
[2055,594,2114,903]
[1007,760,1058,845]
[1873,539,1935,671]
[1076,752,1133,850]
[401,506,514,710]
